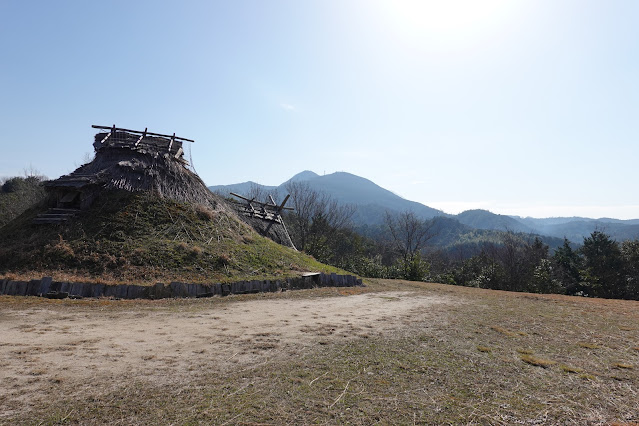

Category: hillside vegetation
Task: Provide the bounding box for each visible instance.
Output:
[0,191,340,284]
[0,176,46,228]
[213,178,639,301]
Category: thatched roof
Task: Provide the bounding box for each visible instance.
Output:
[46,129,218,208]
[43,127,297,249]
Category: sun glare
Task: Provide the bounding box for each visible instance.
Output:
[376,0,520,48]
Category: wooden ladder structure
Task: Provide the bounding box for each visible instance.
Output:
[230,192,296,249]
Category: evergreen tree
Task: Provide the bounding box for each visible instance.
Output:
[581,231,625,298]
[621,240,639,300]
[552,239,583,295]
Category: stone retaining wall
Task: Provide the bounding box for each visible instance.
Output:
[0,273,363,300]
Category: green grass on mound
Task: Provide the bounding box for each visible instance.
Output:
[0,191,342,284]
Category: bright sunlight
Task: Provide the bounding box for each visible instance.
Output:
[375,0,523,48]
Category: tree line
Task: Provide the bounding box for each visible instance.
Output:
[274,183,639,301]
[3,175,638,300]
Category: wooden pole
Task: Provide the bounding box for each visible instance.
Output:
[135,128,147,147]
[230,193,294,210]
[265,194,292,234]
[92,125,194,143]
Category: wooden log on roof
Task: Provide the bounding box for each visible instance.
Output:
[92,125,194,143]
[99,125,116,144]
[135,128,147,147]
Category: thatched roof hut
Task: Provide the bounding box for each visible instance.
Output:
[42,125,296,249]
[45,126,217,210]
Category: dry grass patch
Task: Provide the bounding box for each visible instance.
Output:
[559,364,583,374]
[489,325,518,337]
[578,373,596,380]
[2,279,639,424]
[613,362,634,370]
[519,354,557,368]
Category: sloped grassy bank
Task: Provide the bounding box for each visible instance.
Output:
[0,191,343,284]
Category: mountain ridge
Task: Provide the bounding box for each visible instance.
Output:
[210,171,443,225]
[209,171,639,242]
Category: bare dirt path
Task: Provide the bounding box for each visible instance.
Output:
[0,290,453,420]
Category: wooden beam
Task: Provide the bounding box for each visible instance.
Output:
[230,192,294,210]
[275,194,291,215]
[99,132,111,144]
[92,125,195,143]
[99,124,116,144]
[135,127,147,147]
[265,194,292,234]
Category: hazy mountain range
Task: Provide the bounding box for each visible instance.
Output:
[209,171,639,243]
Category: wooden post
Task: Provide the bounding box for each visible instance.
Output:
[168,133,176,152]
[135,127,147,147]
[99,124,116,144]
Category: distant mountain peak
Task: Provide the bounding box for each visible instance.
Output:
[284,170,319,184]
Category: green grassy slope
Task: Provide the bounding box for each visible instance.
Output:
[0,191,342,284]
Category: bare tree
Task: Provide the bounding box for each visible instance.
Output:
[247,182,266,203]
[245,182,280,206]
[23,165,46,180]
[285,181,355,252]
[384,210,436,264]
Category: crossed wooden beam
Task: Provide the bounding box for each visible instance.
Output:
[230,192,292,234]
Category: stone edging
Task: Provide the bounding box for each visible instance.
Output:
[0,273,363,300]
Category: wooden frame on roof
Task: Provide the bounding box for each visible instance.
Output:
[92,125,195,143]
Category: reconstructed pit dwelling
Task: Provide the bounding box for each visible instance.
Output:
[40,125,296,248]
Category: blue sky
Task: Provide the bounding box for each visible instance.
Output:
[1,0,637,219]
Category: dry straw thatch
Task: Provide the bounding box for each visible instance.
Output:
[44,127,294,248]
[46,130,221,210]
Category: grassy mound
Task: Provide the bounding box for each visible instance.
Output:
[0,191,340,284]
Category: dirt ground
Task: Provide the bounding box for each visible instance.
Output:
[0,289,453,421]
